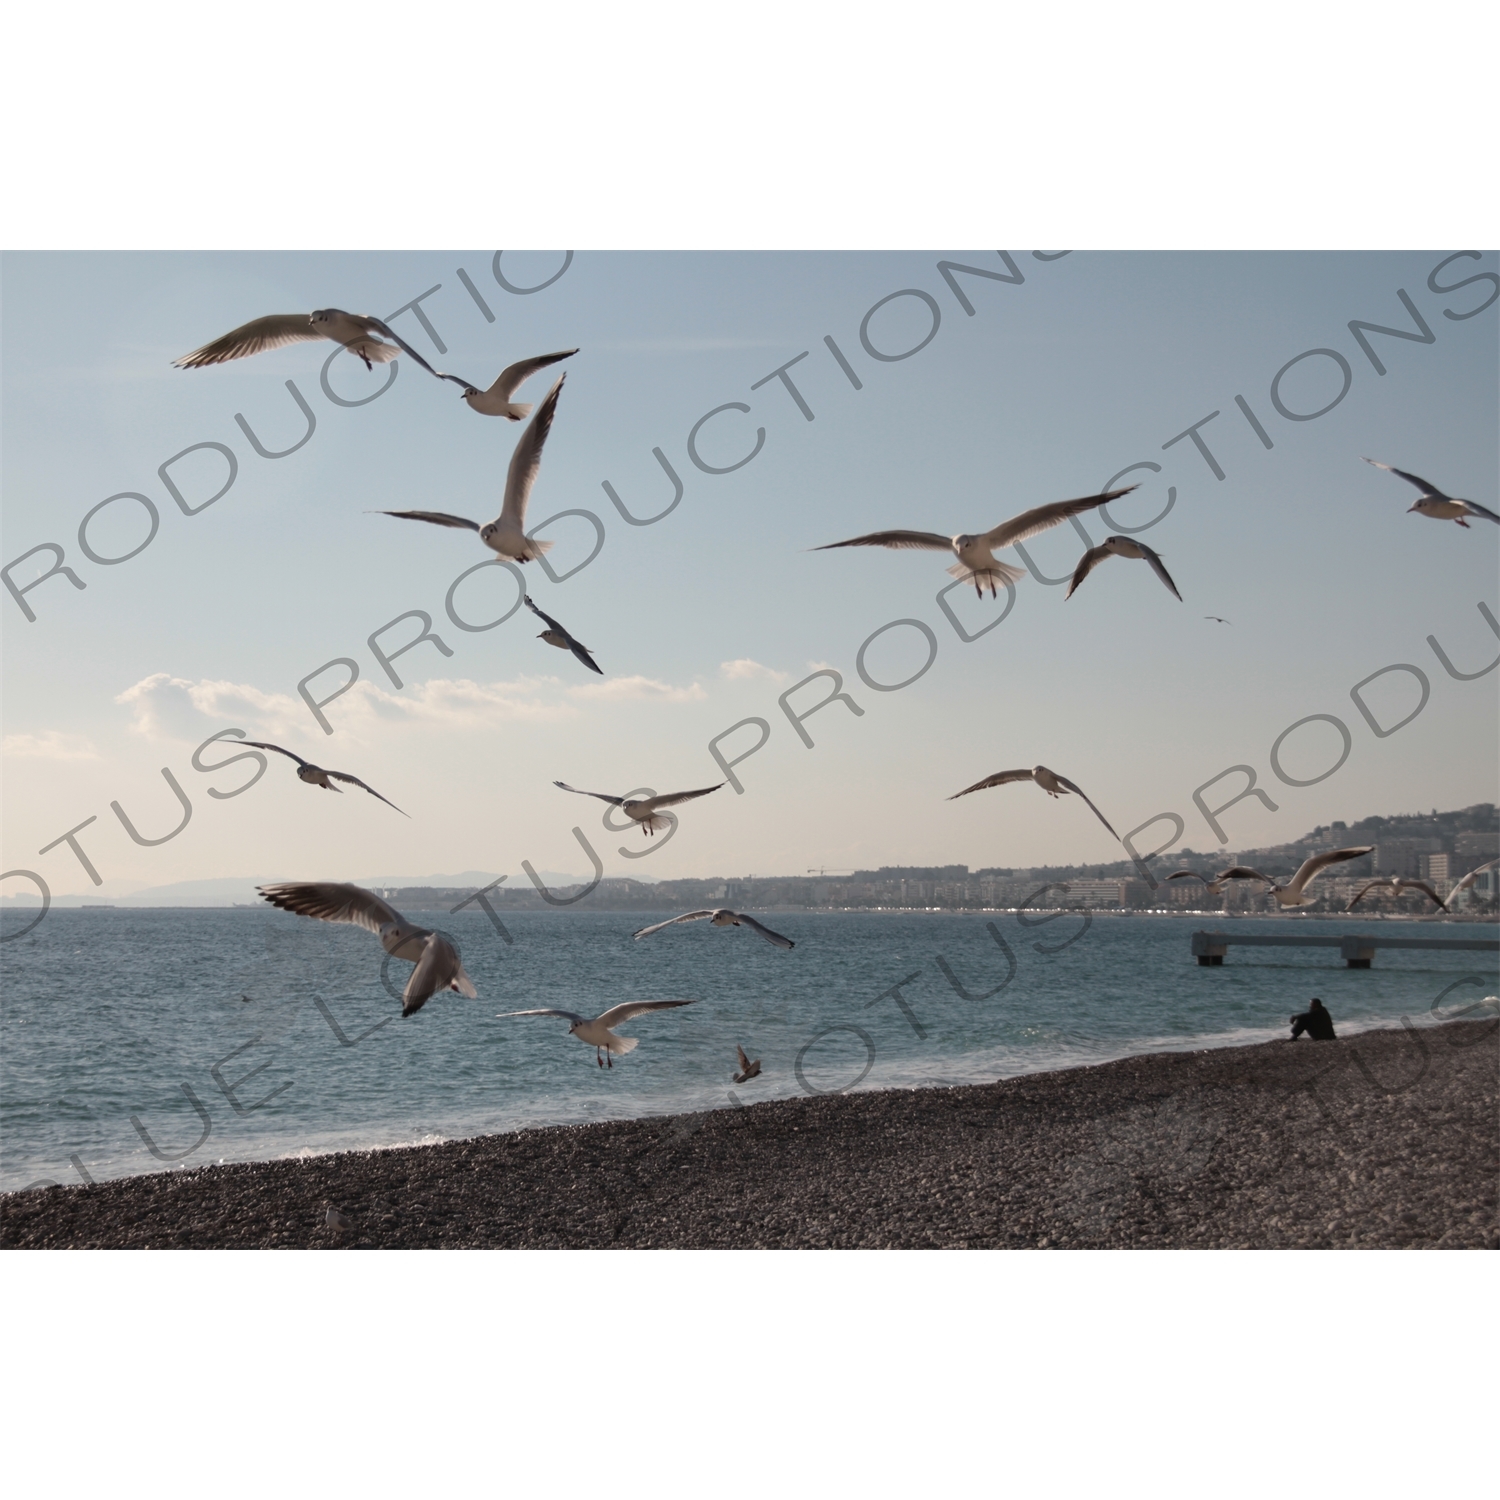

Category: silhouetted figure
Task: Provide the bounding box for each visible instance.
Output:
[1290,997,1336,1040]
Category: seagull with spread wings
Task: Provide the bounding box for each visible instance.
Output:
[554,779,725,837]
[814,486,1138,598]
[1214,847,1374,908]
[496,999,696,1067]
[632,908,795,949]
[1363,459,1499,526]
[1165,870,1229,895]
[1442,857,1499,910]
[377,375,565,563]
[462,349,579,416]
[1346,876,1446,912]
[947,765,1120,841]
[1066,536,1183,601]
[256,882,477,1017]
[525,595,601,674]
[733,1045,762,1084]
[237,741,408,815]
[174,308,472,386]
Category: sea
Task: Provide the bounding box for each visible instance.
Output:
[2,905,1496,1192]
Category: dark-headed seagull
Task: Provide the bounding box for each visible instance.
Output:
[237,741,408,815]
[1364,459,1499,526]
[554,779,725,837]
[1066,536,1182,601]
[1215,847,1374,908]
[496,999,695,1068]
[525,595,601,675]
[1347,876,1445,911]
[947,764,1120,841]
[462,349,578,417]
[632,909,794,948]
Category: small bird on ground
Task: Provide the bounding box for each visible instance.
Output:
[815,487,1138,598]
[632,909,795,948]
[378,375,565,564]
[947,765,1120,841]
[324,1204,354,1232]
[1347,876,1446,911]
[525,596,601,674]
[1066,536,1182,600]
[174,309,470,385]
[1442,856,1499,910]
[496,999,696,1067]
[256,882,477,1016]
[733,1045,762,1084]
[462,349,578,416]
[553,779,725,837]
[1214,847,1374,908]
[236,741,407,815]
[1363,459,1500,526]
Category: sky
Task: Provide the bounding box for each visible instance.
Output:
[2,250,1497,898]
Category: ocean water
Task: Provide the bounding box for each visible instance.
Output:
[2,906,1496,1191]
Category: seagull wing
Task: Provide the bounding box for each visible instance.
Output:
[1346,879,1388,909]
[173,314,321,368]
[1404,880,1447,909]
[357,316,453,383]
[1362,458,1445,499]
[496,1007,588,1024]
[498,374,565,529]
[1287,845,1374,894]
[983,487,1138,549]
[401,934,474,1016]
[813,530,953,551]
[1065,545,1112,599]
[1460,499,1500,524]
[1165,870,1208,883]
[525,596,602,674]
[567,639,604,675]
[737,1044,752,1072]
[237,741,312,770]
[632,912,715,939]
[1219,867,1274,884]
[553,781,624,806]
[1448,856,1499,902]
[1134,541,1183,600]
[487,349,580,400]
[255,881,403,937]
[593,999,697,1029]
[325,770,409,817]
[377,510,481,531]
[642,783,726,811]
[735,912,796,949]
[1051,773,1121,840]
[525,594,567,634]
[947,768,1034,800]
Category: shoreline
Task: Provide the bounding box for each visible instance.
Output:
[4,1019,1494,1249]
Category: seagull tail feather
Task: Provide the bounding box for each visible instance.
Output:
[608,1035,639,1055]
[946,559,1026,587]
[512,536,556,560]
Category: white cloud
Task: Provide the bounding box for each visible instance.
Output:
[720,659,789,683]
[568,675,706,703]
[0,730,101,761]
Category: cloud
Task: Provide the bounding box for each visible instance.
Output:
[115,674,306,741]
[720,659,789,683]
[567,675,706,703]
[0,731,101,761]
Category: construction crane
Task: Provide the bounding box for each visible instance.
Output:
[807,868,855,876]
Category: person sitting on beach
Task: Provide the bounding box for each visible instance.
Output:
[1289,998,1336,1040]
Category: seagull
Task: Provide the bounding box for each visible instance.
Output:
[496,999,695,1068]
[462,349,578,417]
[1166,870,1227,894]
[632,909,795,949]
[376,375,564,564]
[814,486,1139,598]
[553,779,725,837]
[1205,616,1231,624]
[1347,876,1445,911]
[1443,856,1499,910]
[525,595,601,675]
[1363,459,1500,526]
[733,1045,762,1084]
[947,765,1120,841]
[255,882,477,1017]
[324,1204,355,1233]
[173,309,472,386]
[1214,846,1374,908]
[1066,536,1182,601]
[236,742,408,815]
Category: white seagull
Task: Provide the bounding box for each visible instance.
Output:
[237,741,408,816]
[174,308,471,386]
[1067,536,1182,601]
[496,999,696,1067]
[525,595,601,675]
[553,779,725,837]
[1363,459,1500,526]
[632,909,795,949]
[1442,856,1499,910]
[733,1045,762,1084]
[815,486,1139,598]
[462,349,578,417]
[377,376,565,563]
[256,881,477,1017]
[1214,846,1374,908]
[1347,876,1445,912]
[947,765,1120,841]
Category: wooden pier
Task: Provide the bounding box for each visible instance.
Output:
[1190,929,1500,969]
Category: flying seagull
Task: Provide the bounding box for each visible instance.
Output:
[1205,616,1231,624]
[553,779,725,837]
[462,349,579,417]
[814,486,1139,598]
[947,765,1120,841]
[525,595,601,675]
[237,741,408,816]
[632,909,795,949]
[1347,876,1445,912]
[1363,459,1500,526]
[377,375,564,564]
[1166,869,1228,895]
[1443,856,1499,910]
[173,309,472,386]
[1066,536,1182,601]
[255,882,477,1017]
[733,1045,762,1084]
[1214,846,1374,908]
[496,999,695,1067]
